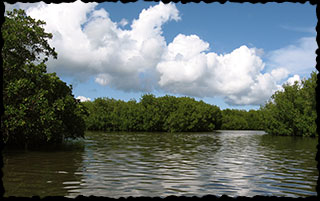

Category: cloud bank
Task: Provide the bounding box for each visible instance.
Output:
[5,1,316,106]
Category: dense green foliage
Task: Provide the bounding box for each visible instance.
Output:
[82,95,222,132]
[1,9,87,148]
[261,71,317,137]
[221,109,264,130]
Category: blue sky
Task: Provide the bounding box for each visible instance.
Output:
[5,1,317,110]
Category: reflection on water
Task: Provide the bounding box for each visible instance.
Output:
[3,131,318,198]
[3,141,84,197]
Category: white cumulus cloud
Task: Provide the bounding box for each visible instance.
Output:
[157,37,283,105]
[17,1,180,92]
[76,96,91,102]
[270,68,290,82]
[286,74,301,86]
[157,34,209,87]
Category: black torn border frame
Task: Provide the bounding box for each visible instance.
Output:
[0,0,319,200]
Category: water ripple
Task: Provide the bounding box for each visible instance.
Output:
[3,131,317,198]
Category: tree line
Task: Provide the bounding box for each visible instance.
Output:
[2,9,317,148]
[82,95,222,133]
[220,109,264,130]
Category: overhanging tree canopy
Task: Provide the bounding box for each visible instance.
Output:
[2,9,87,148]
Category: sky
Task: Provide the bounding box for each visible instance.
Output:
[4,1,317,110]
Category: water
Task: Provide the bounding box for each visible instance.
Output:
[2,130,318,198]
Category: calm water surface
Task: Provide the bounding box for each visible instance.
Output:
[3,130,318,198]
